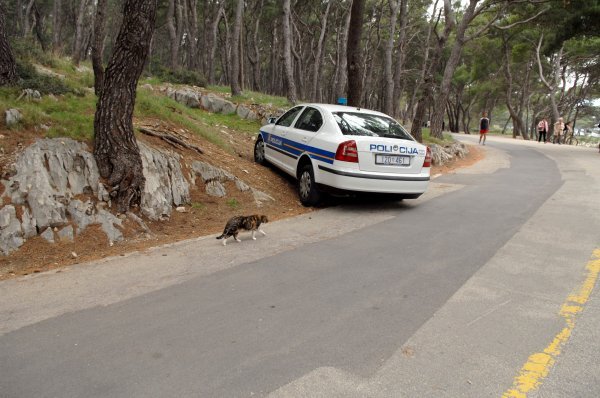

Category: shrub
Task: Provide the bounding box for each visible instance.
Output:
[154,66,207,87]
[15,60,73,95]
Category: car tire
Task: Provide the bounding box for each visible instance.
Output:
[254,137,266,165]
[298,164,321,207]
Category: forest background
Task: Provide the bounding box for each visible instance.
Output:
[2,0,599,135]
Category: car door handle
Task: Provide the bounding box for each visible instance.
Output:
[301,137,309,143]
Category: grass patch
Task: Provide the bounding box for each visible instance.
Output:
[191,202,206,210]
[135,90,228,149]
[207,85,291,108]
[226,198,239,209]
[0,87,95,139]
[198,110,261,136]
[421,128,454,146]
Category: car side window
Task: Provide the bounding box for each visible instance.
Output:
[276,106,304,127]
[294,108,323,132]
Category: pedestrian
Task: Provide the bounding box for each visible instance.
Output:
[537,117,548,143]
[563,121,572,143]
[553,117,565,144]
[479,111,489,145]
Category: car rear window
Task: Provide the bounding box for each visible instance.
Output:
[333,112,414,141]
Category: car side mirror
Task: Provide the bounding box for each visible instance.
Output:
[268,117,278,124]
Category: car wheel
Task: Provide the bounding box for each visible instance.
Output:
[254,137,266,165]
[298,164,321,206]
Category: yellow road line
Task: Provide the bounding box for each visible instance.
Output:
[502,249,600,398]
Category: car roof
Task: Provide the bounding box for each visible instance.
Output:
[297,103,390,117]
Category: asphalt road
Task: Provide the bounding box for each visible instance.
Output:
[1,135,599,397]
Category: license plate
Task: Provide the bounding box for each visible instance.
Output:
[375,154,410,166]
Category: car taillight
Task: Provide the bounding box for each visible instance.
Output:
[335,140,359,163]
[423,146,432,167]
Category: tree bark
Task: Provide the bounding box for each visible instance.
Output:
[0,4,18,86]
[282,0,297,104]
[347,0,366,107]
[392,0,408,117]
[92,0,108,96]
[230,0,244,96]
[335,7,352,101]
[310,1,332,102]
[73,0,89,65]
[383,0,400,115]
[208,2,224,84]
[93,0,157,214]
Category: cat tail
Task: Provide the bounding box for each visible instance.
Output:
[216,233,225,240]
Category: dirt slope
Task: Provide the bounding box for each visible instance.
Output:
[0,117,482,280]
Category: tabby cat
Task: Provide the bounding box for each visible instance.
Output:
[216,215,268,246]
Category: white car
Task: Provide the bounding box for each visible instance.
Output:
[254,103,431,206]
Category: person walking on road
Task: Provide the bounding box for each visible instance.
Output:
[479,112,489,145]
[553,117,565,144]
[537,117,548,143]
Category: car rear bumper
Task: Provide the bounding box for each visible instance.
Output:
[316,165,429,194]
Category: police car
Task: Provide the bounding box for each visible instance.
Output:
[254,103,431,206]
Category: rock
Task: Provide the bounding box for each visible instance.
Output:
[251,189,275,207]
[17,89,41,102]
[200,94,236,115]
[96,209,123,244]
[220,101,237,115]
[141,84,154,91]
[200,94,223,113]
[33,64,65,79]
[191,160,273,205]
[166,87,200,108]
[71,252,78,258]
[67,200,95,235]
[206,181,227,197]
[236,105,258,120]
[5,109,22,126]
[139,142,190,220]
[0,206,25,255]
[20,207,37,239]
[58,225,74,242]
[127,212,151,234]
[192,160,236,183]
[40,227,55,243]
[0,138,103,230]
[175,206,186,213]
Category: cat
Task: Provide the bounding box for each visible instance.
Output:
[216,214,268,246]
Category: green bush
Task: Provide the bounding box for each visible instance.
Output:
[154,66,207,87]
[15,60,74,95]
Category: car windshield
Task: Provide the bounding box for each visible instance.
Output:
[333,112,414,141]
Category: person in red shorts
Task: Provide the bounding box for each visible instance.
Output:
[479,111,489,145]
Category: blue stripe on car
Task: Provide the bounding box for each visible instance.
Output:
[260,131,335,165]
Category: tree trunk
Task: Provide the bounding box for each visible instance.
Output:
[93,0,157,214]
[187,0,199,70]
[208,2,224,84]
[230,0,244,96]
[310,1,331,102]
[24,0,35,36]
[0,4,18,86]
[347,0,365,107]
[92,0,108,96]
[72,0,89,65]
[247,0,263,92]
[430,0,480,139]
[52,0,62,53]
[383,0,400,115]
[335,7,352,101]
[167,0,180,69]
[392,0,408,117]
[282,0,297,104]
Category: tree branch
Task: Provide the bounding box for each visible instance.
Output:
[493,7,549,30]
